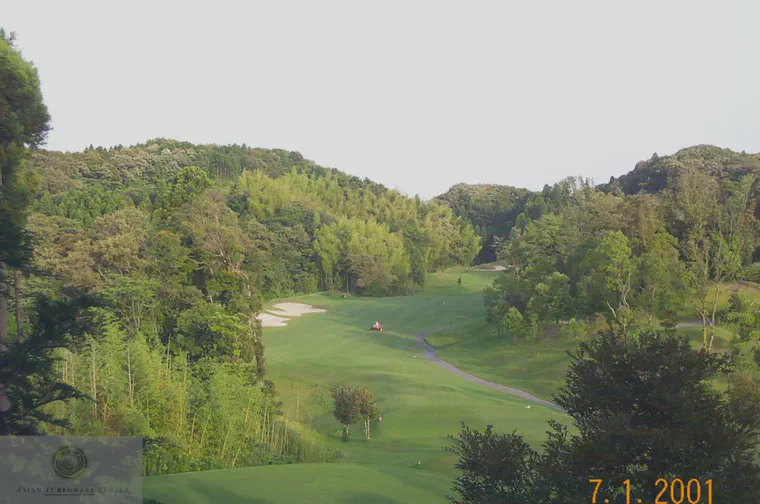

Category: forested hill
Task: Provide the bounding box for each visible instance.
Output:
[33,138,389,196]
[435,145,760,263]
[27,138,481,301]
[601,145,760,196]
[434,183,531,263]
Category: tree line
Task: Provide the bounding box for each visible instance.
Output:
[477,170,758,349]
[29,144,481,299]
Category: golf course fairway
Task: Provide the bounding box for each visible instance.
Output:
[144,268,569,503]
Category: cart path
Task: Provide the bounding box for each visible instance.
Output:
[675,320,702,327]
[415,330,565,412]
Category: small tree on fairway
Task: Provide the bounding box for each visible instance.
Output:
[356,385,380,440]
[502,307,525,345]
[525,312,540,342]
[331,386,360,441]
[558,318,586,339]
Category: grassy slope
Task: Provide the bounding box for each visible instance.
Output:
[426,320,736,403]
[426,319,576,400]
[144,464,452,504]
[426,276,753,403]
[677,281,760,321]
[145,267,567,503]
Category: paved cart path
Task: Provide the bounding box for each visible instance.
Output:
[415,330,565,412]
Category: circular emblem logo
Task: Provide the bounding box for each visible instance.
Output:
[52,445,87,479]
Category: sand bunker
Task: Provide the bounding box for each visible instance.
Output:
[476,264,507,271]
[256,312,289,327]
[268,303,327,317]
[257,302,326,327]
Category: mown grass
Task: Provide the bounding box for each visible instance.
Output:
[677,281,760,321]
[426,318,576,401]
[144,463,453,504]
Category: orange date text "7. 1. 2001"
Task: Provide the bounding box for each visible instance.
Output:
[589,478,713,504]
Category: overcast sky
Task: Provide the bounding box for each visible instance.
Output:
[4,1,760,198]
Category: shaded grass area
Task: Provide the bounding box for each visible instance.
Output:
[674,324,733,352]
[677,281,760,321]
[144,463,453,504]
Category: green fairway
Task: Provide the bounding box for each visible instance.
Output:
[263,287,567,469]
[144,463,453,504]
[144,267,567,503]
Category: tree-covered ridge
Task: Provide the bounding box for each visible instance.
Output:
[435,146,760,264]
[433,183,531,263]
[602,144,760,196]
[32,139,388,194]
[480,168,759,346]
[28,140,481,299]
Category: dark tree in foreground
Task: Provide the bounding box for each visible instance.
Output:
[0,28,52,428]
[0,29,51,346]
[0,295,97,434]
[448,331,760,503]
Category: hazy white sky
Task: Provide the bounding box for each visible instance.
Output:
[4,1,760,198]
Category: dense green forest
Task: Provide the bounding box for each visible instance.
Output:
[503,168,754,334]
[434,183,531,263]
[29,141,481,298]
[437,147,760,340]
[436,146,760,265]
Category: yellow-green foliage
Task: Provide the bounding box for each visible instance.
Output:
[45,310,338,475]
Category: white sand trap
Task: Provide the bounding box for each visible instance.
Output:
[256,312,290,327]
[257,303,327,327]
[268,303,327,317]
[476,264,507,271]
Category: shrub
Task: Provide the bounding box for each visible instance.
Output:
[739,263,760,283]
[559,317,586,339]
